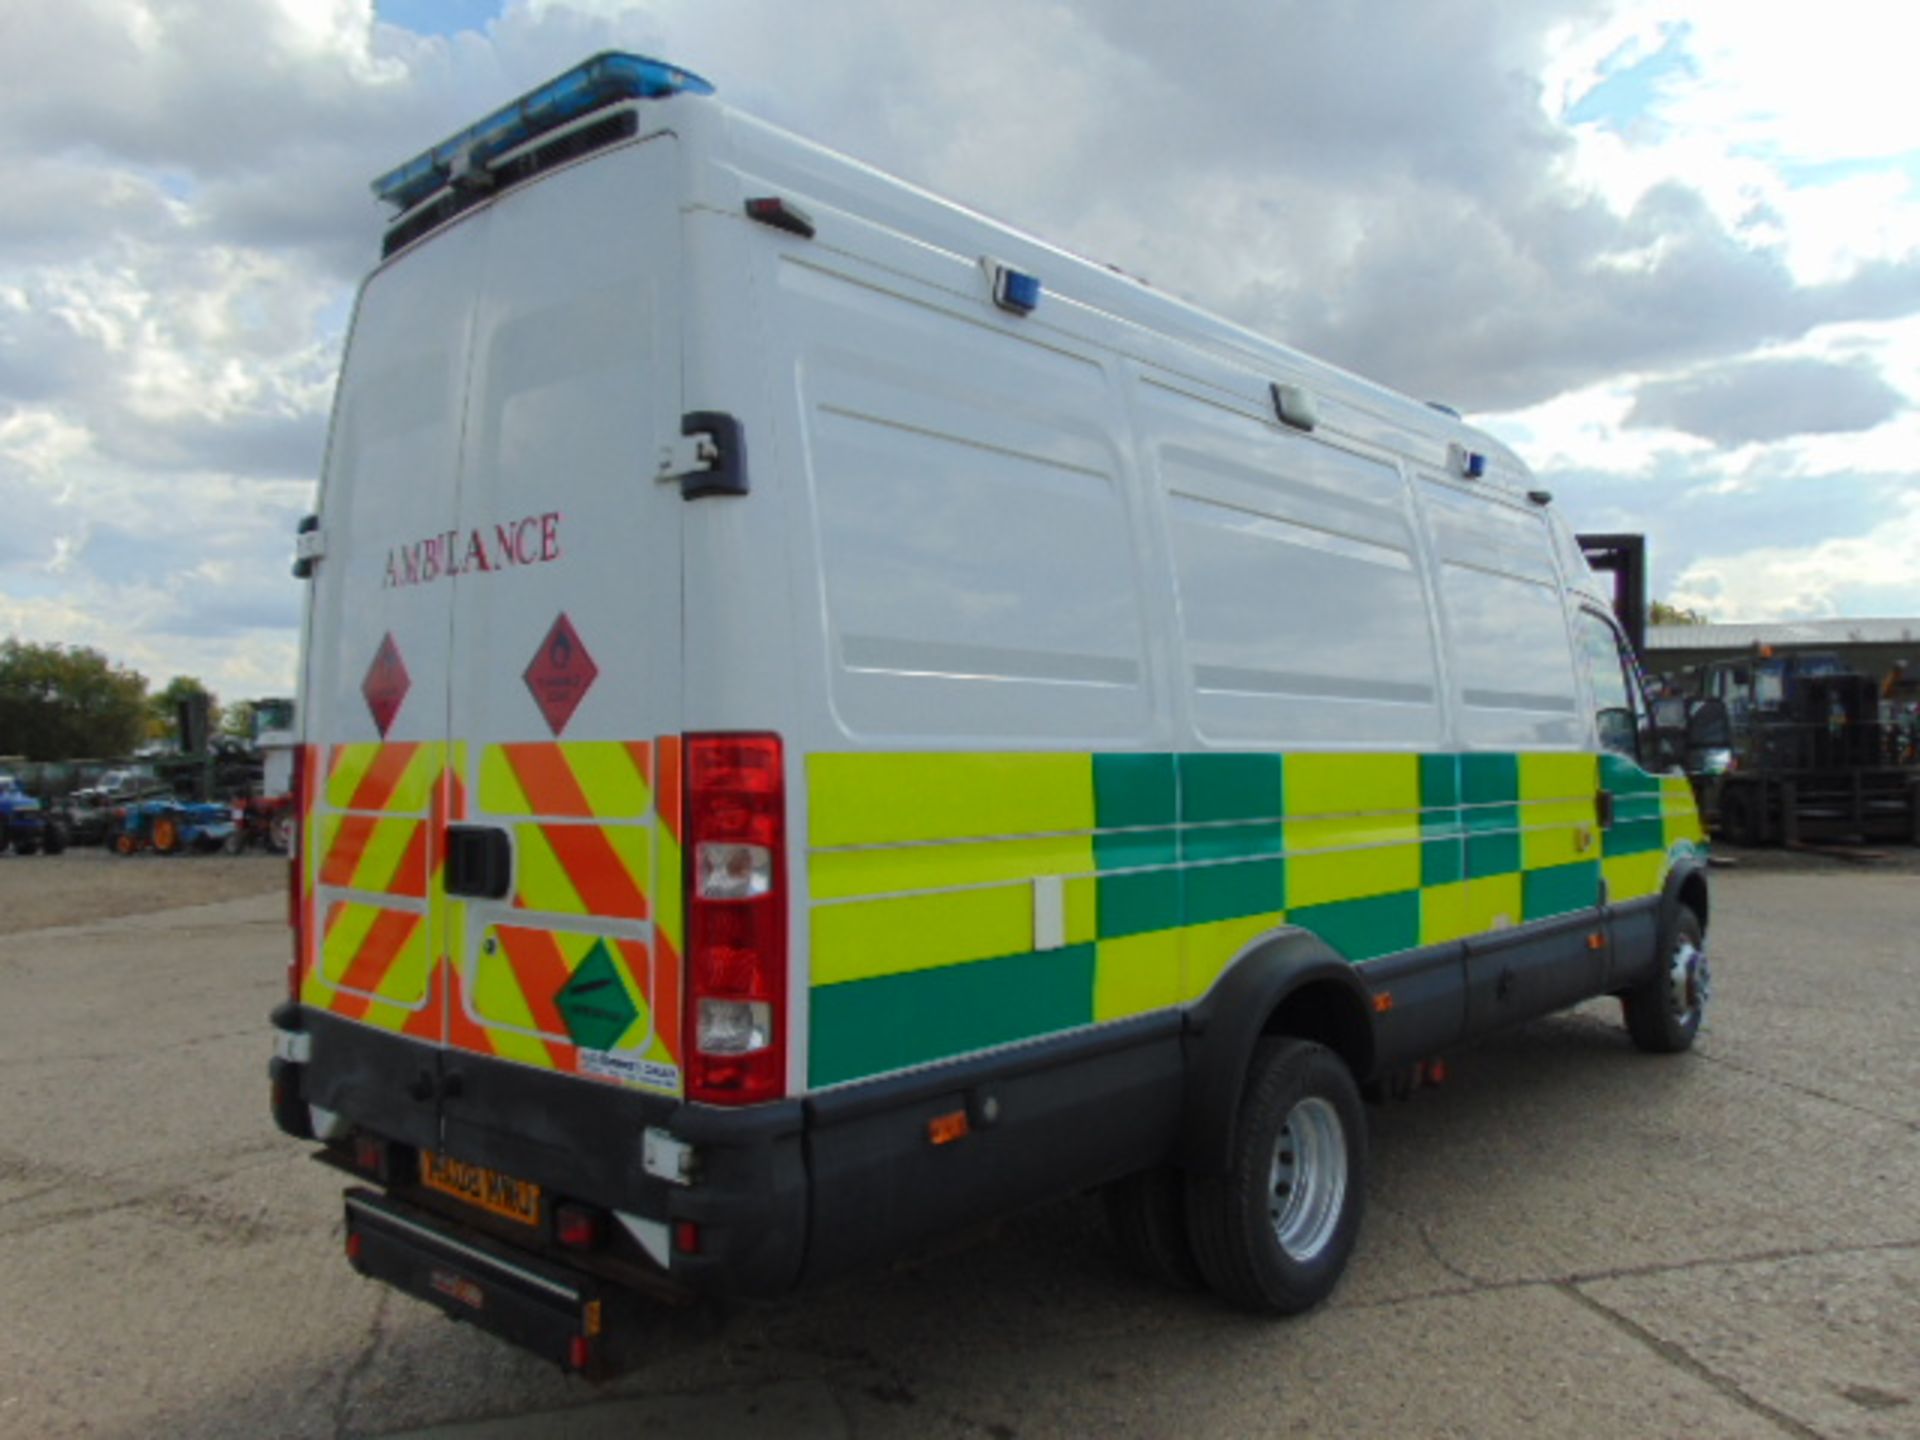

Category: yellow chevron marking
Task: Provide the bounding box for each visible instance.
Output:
[566,743,652,819]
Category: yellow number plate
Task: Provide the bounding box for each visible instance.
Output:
[418,1151,542,1227]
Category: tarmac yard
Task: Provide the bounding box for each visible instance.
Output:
[0,850,1915,1439]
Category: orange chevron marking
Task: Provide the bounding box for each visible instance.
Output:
[402,959,443,1041]
[348,742,420,812]
[446,961,495,1057]
[503,743,593,817]
[496,925,582,1069]
[541,823,649,919]
[656,736,681,843]
[335,908,422,995]
[319,815,378,889]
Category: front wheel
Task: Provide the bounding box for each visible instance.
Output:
[1624,908,1709,1054]
[1185,1039,1367,1314]
[43,821,67,855]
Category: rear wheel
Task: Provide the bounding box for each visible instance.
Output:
[113,831,139,856]
[151,815,181,854]
[1625,908,1708,1054]
[14,836,39,856]
[1105,1165,1204,1291]
[268,810,294,855]
[1185,1039,1367,1314]
[43,821,67,856]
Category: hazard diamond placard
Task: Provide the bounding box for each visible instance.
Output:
[362,632,411,738]
[523,613,598,737]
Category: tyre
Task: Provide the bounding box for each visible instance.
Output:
[151,815,181,854]
[1185,1039,1367,1314]
[43,821,67,856]
[1105,1165,1204,1291]
[268,810,294,855]
[14,836,39,856]
[113,831,139,856]
[1624,907,1708,1054]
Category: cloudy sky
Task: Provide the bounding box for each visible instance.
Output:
[3,0,1918,701]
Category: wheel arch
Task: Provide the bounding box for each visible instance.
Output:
[1177,929,1376,1178]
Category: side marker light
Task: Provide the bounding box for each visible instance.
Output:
[928,1110,971,1146]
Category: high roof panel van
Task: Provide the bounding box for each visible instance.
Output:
[271,53,1713,1374]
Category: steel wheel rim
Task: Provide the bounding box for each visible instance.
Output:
[1669,937,1709,1024]
[1268,1096,1347,1261]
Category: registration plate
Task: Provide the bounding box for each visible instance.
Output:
[418,1151,542,1227]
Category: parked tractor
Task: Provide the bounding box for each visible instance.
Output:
[0,772,69,855]
[110,799,237,855]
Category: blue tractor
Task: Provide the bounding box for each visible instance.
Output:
[0,773,69,856]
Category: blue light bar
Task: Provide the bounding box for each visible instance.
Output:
[371,51,715,213]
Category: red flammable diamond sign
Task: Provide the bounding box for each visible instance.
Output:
[362,632,411,738]
[524,613,598,737]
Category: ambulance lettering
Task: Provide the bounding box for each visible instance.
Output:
[382,511,563,589]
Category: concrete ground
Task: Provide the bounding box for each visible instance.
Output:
[0,853,1915,1439]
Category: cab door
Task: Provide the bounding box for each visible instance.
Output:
[1574,607,1670,977]
[433,135,688,1153]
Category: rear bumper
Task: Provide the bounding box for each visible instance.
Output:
[273,1000,1182,1304]
[275,1003,810,1298]
[344,1187,606,1373]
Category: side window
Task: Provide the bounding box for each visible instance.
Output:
[1576,610,1646,760]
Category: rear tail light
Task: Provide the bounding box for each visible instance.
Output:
[683,733,787,1105]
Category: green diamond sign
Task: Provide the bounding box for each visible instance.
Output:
[553,940,640,1051]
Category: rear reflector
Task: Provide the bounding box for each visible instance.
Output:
[554,1203,603,1250]
[683,734,788,1105]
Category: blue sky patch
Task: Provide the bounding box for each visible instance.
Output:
[1565,24,1696,134]
[376,0,507,38]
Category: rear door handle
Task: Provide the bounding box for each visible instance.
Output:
[1595,789,1615,829]
[444,824,511,899]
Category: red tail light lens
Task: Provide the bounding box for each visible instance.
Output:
[554,1202,603,1250]
[683,733,787,1105]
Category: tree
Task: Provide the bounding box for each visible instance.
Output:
[149,676,221,749]
[1650,599,1709,626]
[0,640,150,761]
[221,698,258,742]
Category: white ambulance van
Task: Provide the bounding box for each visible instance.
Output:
[273,53,1714,1372]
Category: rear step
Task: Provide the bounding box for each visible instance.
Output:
[344,1187,606,1374]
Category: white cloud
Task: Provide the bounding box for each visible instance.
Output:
[3,0,1920,716]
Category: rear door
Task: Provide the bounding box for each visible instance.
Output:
[434,136,688,1154]
[299,216,481,1147]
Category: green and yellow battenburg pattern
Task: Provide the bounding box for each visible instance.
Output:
[805,750,1704,1088]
